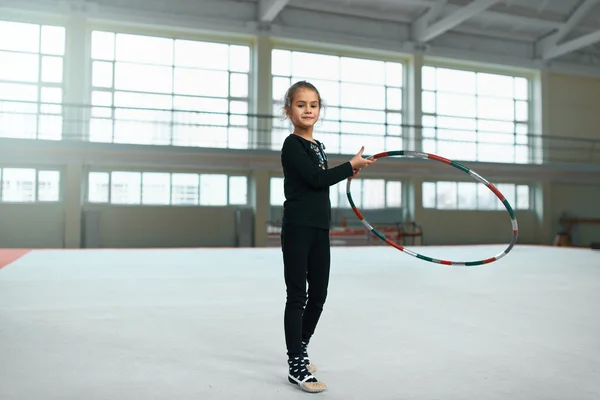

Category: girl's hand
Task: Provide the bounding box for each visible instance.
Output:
[349,146,376,169]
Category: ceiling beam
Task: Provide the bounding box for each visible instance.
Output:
[537,0,600,59]
[543,29,600,59]
[412,0,503,42]
[258,0,290,22]
[411,0,447,41]
[537,0,600,55]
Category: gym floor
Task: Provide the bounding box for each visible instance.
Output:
[1,245,599,399]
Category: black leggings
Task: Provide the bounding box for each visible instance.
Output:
[281,225,331,358]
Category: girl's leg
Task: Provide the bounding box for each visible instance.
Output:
[282,225,313,358]
[282,225,327,393]
[302,228,331,341]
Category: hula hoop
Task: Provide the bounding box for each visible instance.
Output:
[346,150,518,266]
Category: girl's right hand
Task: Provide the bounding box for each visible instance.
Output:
[350,146,376,169]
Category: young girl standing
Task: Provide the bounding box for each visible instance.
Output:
[279,81,375,393]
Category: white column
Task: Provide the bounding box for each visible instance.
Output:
[63,163,83,248]
[62,15,89,141]
[532,69,550,164]
[406,54,424,152]
[251,169,270,247]
[252,34,273,150]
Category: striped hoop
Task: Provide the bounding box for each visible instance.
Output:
[346,150,519,266]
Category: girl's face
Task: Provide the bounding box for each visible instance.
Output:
[287,88,320,129]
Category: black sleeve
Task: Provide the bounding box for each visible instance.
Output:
[282,137,354,189]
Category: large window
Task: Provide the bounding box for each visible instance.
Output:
[422,66,530,163]
[0,167,61,202]
[87,171,248,206]
[271,49,404,153]
[89,31,251,148]
[270,176,402,210]
[422,181,530,210]
[0,20,65,140]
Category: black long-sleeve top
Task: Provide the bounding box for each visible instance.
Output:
[280,134,354,229]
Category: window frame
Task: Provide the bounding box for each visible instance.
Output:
[420,60,535,164]
[269,42,409,154]
[87,23,254,149]
[85,169,249,207]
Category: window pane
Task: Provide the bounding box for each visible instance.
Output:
[91,31,115,61]
[422,66,436,90]
[200,174,227,205]
[272,76,291,101]
[38,170,60,201]
[516,185,530,209]
[88,96,108,121]
[436,181,457,209]
[142,172,170,205]
[230,45,250,73]
[41,26,65,55]
[174,40,228,69]
[228,127,249,149]
[437,92,476,117]
[422,182,436,208]
[228,176,247,205]
[174,68,229,97]
[2,168,36,202]
[386,181,402,207]
[477,73,513,98]
[422,91,436,113]
[0,51,39,82]
[41,56,63,83]
[477,183,496,210]
[230,73,248,98]
[515,101,528,121]
[477,97,514,120]
[341,83,385,109]
[88,172,109,203]
[386,88,402,110]
[457,182,477,209]
[41,87,62,104]
[270,177,284,206]
[362,179,385,209]
[497,184,516,211]
[272,49,291,76]
[116,33,173,65]
[171,173,199,205]
[0,21,39,52]
[114,91,172,110]
[0,82,38,101]
[437,68,476,94]
[291,51,339,80]
[38,114,63,140]
[115,63,173,93]
[92,61,113,88]
[110,171,141,204]
[514,77,529,100]
[230,101,248,126]
[349,179,362,208]
[341,57,385,85]
[386,62,403,87]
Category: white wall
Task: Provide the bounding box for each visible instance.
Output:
[0,204,65,248]
[82,205,238,248]
[546,72,600,164]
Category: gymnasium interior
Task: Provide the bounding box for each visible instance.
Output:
[1,0,599,399]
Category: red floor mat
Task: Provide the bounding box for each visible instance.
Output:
[0,249,31,269]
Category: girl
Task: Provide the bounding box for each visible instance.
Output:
[280,80,375,393]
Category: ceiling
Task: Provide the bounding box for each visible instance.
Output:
[1,0,599,76]
[257,0,600,60]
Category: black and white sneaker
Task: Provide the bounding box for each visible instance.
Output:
[287,356,327,393]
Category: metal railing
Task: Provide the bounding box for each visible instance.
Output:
[1,99,599,166]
